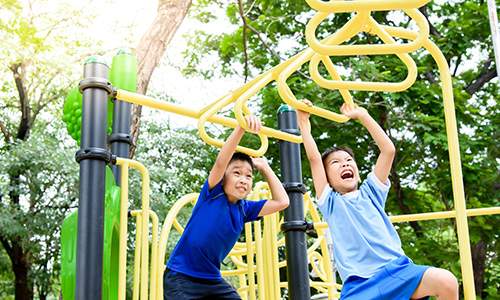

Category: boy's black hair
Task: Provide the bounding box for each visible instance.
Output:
[229,152,254,171]
[321,146,355,165]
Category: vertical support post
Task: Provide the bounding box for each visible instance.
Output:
[109,49,137,184]
[110,98,131,183]
[278,105,311,300]
[75,57,112,300]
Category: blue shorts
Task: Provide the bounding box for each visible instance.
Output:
[340,256,429,300]
[163,269,241,300]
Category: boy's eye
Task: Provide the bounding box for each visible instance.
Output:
[234,171,240,175]
[331,160,338,164]
[347,158,352,161]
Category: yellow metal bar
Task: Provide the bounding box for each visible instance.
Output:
[115,89,302,145]
[254,220,265,300]
[270,213,281,300]
[122,160,151,299]
[277,13,366,122]
[467,207,500,217]
[149,210,159,300]
[308,16,419,92]
[245,221,256,299]
[305,9,429,56]
[115,160,129,300]
[305,0,430,13]
[198,93,269,157]
[156,193,198,300]
[132,213,142,300]
[389,207,500,223]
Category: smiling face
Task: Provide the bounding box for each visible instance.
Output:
[323,150,360,194]
[223,159,254,203]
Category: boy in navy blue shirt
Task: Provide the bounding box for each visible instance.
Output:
[164,115,289,299]
[297,100,459,300]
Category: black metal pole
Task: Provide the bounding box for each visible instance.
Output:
[110,96,131,184]
[75,57,113,299]
[278,105,311,300]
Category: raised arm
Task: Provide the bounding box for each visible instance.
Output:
[253,158,289,216]
[297,100,329,197]
[208,115,261,188]
[340,104,395,183]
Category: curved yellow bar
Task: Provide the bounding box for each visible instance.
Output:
[305,9,429,56]
[308,18,419,92]
[305,0,430,13]
[197,92,269,157]
[277,14,368,122]
[116,158,151,300]
[156,193,198,300]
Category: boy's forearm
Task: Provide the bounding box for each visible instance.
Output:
[358,114,395,154]
[217,127,245,163]
[299,122,322,162]
[260,166,288,204]
[209,126,245,186]
[301,130,323,162]
[298,120,328,196]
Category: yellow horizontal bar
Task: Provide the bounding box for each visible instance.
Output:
[115,89,302,144]
[389,207,500,223]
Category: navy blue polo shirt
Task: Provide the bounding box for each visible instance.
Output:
[167,179,267,280]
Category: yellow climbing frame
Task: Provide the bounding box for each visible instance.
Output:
[110,0,500,299]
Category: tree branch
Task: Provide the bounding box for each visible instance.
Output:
[418,6,442,38]
[130,0,193,158]
[452,55,462,77]
[10,62,31,140]
[0,120,11,143]
[0,236,13,255]
[237,11,312,80]
[466,59,497,95]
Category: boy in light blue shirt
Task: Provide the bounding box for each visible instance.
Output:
[298,100,459,300]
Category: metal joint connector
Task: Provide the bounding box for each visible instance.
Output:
[79,77,114,94]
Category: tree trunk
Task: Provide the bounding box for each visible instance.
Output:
[0,61,35,300]
[471,240,486,297]
[130,0,192,158]
[1,238,33,300]
[13,258,33,300]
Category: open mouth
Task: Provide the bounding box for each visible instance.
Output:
[341,170,354,180]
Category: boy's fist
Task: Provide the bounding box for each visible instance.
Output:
[340,103,368,120]
[251,157,270,172]
[244,115,262,133]
[297,99,313,131]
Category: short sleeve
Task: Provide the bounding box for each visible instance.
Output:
[364,172,391,207]
[199,179,224,202]
[317,186,334,217]
[242,200,267,223]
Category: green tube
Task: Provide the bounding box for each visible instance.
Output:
[110,48,137,92]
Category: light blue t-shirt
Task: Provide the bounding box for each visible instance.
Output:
[317,172,404,281]
[167,179,267,280]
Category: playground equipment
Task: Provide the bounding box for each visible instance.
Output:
[61,0,500,299]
